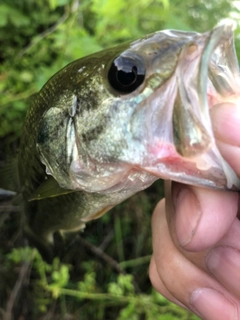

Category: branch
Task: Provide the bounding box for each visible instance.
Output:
[77,236,126,275]
[17,12,68,58]
[4,259,32,320]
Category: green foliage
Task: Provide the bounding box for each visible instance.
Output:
[4,247,199,319]
[0,0,238,138]
[1,0,240,319]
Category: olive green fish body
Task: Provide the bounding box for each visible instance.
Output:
[19,48,157,249]
[17,20,240,255]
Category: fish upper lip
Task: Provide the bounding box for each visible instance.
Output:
[36,21,240,193]
[117,22,240,190]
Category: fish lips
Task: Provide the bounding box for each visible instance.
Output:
[138,20,240,190]
[37,20,240,193]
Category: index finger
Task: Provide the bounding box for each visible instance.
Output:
[210,102,240,177]
[165,181,239,252]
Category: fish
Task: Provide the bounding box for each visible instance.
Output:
[5,20,240,259]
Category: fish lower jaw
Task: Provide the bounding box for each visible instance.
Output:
[146,140,210,169]
[143,140,239,190]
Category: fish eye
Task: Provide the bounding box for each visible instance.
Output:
[108,54,145,94]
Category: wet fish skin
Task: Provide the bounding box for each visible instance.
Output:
[18,42,156,256]
[17,21,240,258]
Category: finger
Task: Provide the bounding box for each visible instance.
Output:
[210,102,240,176]
[165,181,240,300]
[165,181,238,251]
[151,199,240,319]
[149,256,187,309]
[206,217,240,299]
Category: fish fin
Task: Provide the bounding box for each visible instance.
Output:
[0,157,20,193]
[29,177,76,201]
[0,188,17,200]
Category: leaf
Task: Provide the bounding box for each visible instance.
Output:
[9,9,31,27]
[0,4,9,27]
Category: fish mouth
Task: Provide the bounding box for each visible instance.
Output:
[142,20,240,190]
[36,21,240,196]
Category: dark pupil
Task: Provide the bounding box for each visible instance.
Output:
[108,58,145,94]
[117,66,137,87]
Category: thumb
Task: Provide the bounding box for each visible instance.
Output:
[165,181,238,252]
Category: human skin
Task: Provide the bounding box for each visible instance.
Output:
[149,103,240,320]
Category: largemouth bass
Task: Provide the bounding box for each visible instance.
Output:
[9,20,240,258]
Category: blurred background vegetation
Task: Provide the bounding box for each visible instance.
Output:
[0,0,240,319]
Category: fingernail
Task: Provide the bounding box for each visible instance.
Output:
[207,246,240,297]
[214,140,240,177]
[173,185,201,247]
[210,103,240,147]
[190,288,238,320]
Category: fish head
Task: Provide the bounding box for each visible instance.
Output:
[36,20,240,195]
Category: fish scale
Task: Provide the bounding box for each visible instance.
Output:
[5,20,239,259]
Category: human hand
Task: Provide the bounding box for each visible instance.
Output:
[149,103,240,319]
